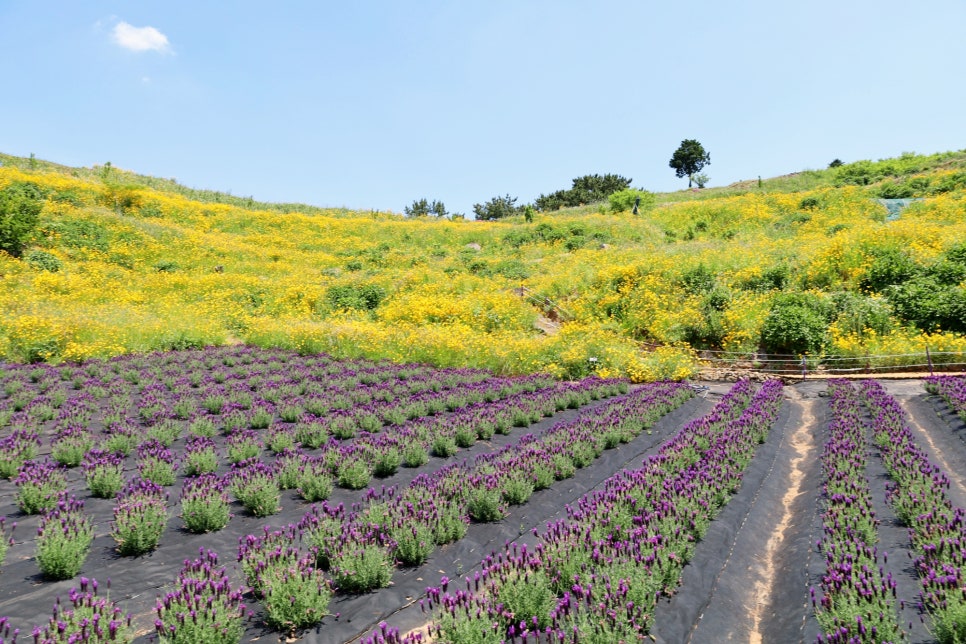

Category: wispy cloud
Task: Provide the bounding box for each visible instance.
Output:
[112,21,171,53]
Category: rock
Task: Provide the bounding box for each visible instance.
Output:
[465,243,482,251]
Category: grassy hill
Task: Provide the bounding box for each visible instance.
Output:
[1,150,965,380]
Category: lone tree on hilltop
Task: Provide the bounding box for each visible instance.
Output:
[669,139,711,188]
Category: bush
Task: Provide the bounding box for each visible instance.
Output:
[25,250,63,272]
[0,182,44,257]
[325,283,386,311]
[760,293,829,355]
[608,188,655,214]
[330,544,393,593]
[859,248,921,293]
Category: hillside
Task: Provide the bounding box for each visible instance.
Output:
[1,150,965,380]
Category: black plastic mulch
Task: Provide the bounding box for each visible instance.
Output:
[0,390,709,643]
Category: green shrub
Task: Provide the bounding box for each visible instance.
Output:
[760,293,829,355]
[859,248,921,293]
[330,544,393,593]
[325,283,386,311]
[0,182,44,258]
[608,188,655,214]
[25,250,63,272]
[466,488,506,523]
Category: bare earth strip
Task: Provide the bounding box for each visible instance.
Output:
[652,385,823,644]
[900,398,966,508]
[748,393,816,643]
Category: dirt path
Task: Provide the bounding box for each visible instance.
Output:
[650,385,824,643]
[748,391,816,643]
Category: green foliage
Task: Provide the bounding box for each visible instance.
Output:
[391,523,435,566]
[402,443,429,467]
[886,277,966,333]
[405,198,448,218]
[466,488,506,522]
[262,564,331,631]
[25,249,63,272]
[336,458,372,490]
[608,188,655,214]
[859,248,920,293]
[42,218,111,252]
[495,569,556,630]
[501,474,534,505]
[330,543,393,593]
[324,283,386,311]
[669,139,711,187]
[86,463,125,499]
[113,498,168,556]
[535,173,632,211]
[473,194,519,220]
[0,181,44,257]
[830,292,894,337]
[760,292,830,355]
[36,501,95,580]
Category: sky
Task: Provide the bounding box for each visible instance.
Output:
[1,1,965,217]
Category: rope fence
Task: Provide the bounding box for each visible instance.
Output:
[694,348,966,378]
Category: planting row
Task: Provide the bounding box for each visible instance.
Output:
[858,380,966,643]
[232,381,695,637]
[812,380,903,642]
[0,379,685,642]
[364,378,785,642]
[925,374,966,423]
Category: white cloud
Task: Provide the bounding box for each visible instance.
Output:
[112,21,171,53]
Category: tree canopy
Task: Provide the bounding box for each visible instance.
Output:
[669,140,711,188]
[534,173,631,211]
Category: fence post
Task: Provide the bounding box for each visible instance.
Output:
[801,355,807,381]
[926,343,934,376]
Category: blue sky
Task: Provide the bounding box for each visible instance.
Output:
[2,1,964,216]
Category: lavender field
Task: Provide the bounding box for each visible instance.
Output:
[1,348,965,643]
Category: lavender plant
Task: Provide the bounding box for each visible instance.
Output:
[0,429,40,479]
[229,460,280,517]
[111,478,169,556]
[36,495,94,580]
[50,428,94,468]
[187,416,217,438]
[0,517,15,568]
[180,473,231,533]
[15,458,68,515]
[330,543,394,594]
[297,457,333,502]
[82,449,125,499]
[31,577,133,643]
[183,435,219,476]
[154,549,246,644]
[137,439,178,486]
[225,429,263,464]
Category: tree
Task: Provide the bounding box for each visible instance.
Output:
[669,139,711,188]
[0,182,44,258]
[473,194,519,221]
[404,198,448,218]
[828,158,844,168]
[534,173,631,211]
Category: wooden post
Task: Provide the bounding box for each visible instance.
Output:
[926,343,934,376]
[801,355,807,381]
